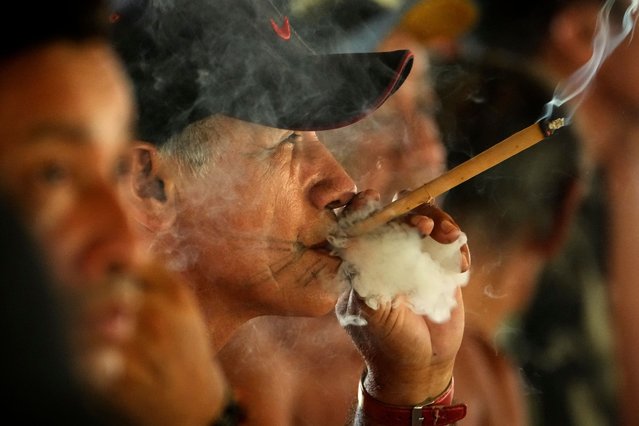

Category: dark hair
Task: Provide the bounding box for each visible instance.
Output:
[434,57,581,243]
[0,0,111,62]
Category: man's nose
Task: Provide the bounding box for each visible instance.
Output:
[80,182,139,283]
[302,133,356,210]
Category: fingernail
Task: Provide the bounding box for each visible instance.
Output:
[422,216,435,229]
[440,219,456,234]
[364,189,381,201]
[409,216,434,237]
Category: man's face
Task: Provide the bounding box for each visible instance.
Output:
[167,116,356,317]
[0,42,231,419]
[0,41,137,288]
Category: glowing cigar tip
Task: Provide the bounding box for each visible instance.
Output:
[541,117,567,136]
[548,117,566,130]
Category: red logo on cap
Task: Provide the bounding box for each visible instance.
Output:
[270,16,291,40]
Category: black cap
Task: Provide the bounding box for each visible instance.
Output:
[112,0,414,144]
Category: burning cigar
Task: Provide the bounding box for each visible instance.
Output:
[345,117,566,237]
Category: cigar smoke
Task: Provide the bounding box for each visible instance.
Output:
[543,0,639,122]
[332,199,469,324]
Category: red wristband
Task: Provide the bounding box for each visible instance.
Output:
[357,374,467,425]
[427,377,455,406]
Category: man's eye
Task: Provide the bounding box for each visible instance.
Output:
[283,132,302,145]
[36,162,70,185]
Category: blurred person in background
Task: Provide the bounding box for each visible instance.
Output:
[113,0,470,424]
[434,57,583,425]
[469,0,639,423]
[0,0,229,424]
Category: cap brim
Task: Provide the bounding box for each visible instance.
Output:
[114,0,414,142]
[194,49,414,132]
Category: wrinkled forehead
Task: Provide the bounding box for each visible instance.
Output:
[198,114,291,146]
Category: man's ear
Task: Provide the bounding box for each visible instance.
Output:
[125,142,177,232]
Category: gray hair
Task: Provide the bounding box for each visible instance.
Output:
[157,115,229,177]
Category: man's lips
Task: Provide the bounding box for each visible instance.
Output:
[89,302,138,342]
[307,239,335,255]
[71,274,142,343]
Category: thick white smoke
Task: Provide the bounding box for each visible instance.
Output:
[331,201,469,324]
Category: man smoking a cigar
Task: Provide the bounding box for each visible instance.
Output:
[113,0,470,424]
[216,0,478,422]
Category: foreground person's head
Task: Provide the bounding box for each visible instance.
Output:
[113,0,414,323]
[0,0,136,418]
[0,1,229,424]
[0,0,143,400]
[0,0,136,289]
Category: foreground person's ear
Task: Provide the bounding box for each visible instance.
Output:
[125,142,177,232]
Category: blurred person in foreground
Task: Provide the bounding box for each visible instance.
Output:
[113,0,470,424]
[0,1,229,424]
[214,0,479,424]
[0,195,108,424]
[434,58,583,425]
[470,0,639,423]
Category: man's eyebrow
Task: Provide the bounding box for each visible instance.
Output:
[27,122,90,144]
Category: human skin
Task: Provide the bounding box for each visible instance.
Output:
[453,233,548,426]
[347,30,466,408]
[126,111,469,426]
[337,193,467,410]
[322,29,446,205]
[214,28,464,425]
[371,30,447,199]
[0,41,226,425]
[578,25,639,426]
[71,262,228,426]
[131,116,357,349]
[0,42,136,288]
[216,197,469,425]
